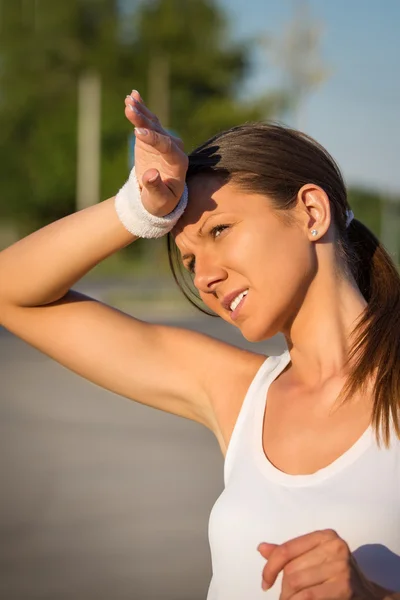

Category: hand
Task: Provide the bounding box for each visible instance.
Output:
[258,530,384,600]
[124,90,189,217]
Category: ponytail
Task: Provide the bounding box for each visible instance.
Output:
[343,219,400,446]
[167,122,400,445]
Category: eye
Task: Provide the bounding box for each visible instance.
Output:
[210,224,229,238]
[187,257,196,274]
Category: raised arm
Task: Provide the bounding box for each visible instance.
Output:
[0,91,263,451]
[0,90,187,310]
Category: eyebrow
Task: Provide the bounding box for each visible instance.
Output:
[180,211,232,262]
[180,217,210,262]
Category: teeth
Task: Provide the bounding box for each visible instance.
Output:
[230,290,248,312]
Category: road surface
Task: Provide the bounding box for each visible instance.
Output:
[0,308,286,600]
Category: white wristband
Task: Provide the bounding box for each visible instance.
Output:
[115,167,188,238]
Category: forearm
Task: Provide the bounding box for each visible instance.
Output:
[0,198,137,308]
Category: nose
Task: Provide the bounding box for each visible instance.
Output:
[193,253,227,294]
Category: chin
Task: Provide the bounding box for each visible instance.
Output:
[239,321,281,344]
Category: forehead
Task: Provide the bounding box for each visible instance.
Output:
[175,175,255,230]
[172,175,232,246]
[175,175,225,230]
[173,175,273,253]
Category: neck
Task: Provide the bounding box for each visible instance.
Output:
[283,263,367,387]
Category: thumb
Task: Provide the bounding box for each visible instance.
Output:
[141,168,178,217]
[142,168,161,188]
[257,542,278,560]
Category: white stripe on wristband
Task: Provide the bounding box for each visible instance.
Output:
[115,167,188,238]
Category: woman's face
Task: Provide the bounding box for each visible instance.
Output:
[174,175,317,342]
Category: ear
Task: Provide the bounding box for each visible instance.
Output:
[296,184,332,242]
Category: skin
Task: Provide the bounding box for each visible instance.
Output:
[0,91,397,599]
[175,176,374,479]
[124,95,396,598]
[174,175,368,353]
[257,531,400,599]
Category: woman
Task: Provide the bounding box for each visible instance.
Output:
[0,90,399,600]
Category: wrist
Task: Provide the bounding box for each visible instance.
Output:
[114,167,188,238]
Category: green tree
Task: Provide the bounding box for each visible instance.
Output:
[0,0,285,230]
[0,0,139,227]
[347,187,381,238]
[132,0,286,148]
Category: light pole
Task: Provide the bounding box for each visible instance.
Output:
[76,71,101,211]
[265,0,329,130]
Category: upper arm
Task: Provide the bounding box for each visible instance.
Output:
[1,291,264,437]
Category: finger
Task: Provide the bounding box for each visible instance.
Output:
[140,169,180,218]
[125,93,163,128]
[124,93,184,148]
[124,96,160,127]
[142,168,161,188]
[134,128,184,162]
[258,542,277,560]
[262,547,323,593]
[262,530,337,589]
[280,560,348,600]
[129,89,143,102]
[287,577,352,600]
[278,537,348,579]
[125,103,162,133]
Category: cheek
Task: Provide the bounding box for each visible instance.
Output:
[261,231,313,297]
[233,225,311,280]
[244,229,315,338]
[198,292,220,315]
[196,226,315,328]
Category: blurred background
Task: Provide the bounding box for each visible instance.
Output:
[0,0,399,599]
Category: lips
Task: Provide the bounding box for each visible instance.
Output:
[221,288,249,312]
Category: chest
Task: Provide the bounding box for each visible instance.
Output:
[262,380,372,475]
[209,450,400,596]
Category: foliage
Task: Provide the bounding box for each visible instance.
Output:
[0,0,285,229]
[0,0,135,225]
[347,186,381,238]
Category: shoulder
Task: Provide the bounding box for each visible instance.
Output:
[203,345,267,454]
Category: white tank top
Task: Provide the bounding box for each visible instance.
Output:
[207,351,400,599]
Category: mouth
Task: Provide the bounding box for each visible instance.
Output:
[222,289,249,320]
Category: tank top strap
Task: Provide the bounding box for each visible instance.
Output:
[224,350,291,485]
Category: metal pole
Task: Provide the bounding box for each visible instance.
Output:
[148,53,170,129]
[76,71,101,211]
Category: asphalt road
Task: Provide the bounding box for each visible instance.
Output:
[0,307,286,600]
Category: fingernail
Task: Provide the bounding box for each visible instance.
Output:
[147,172,159,183]
[135,128,148,135]
[131,89,139,95]
[262,580,270,591]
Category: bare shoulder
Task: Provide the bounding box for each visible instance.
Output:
[138,313,267,452]
[197,338,266,454]
[1,291,266,448]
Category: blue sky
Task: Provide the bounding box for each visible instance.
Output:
[218,0,400,195]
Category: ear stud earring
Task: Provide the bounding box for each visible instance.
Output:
[311,229,318,237]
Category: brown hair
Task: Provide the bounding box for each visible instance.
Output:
[167,122,400,445]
